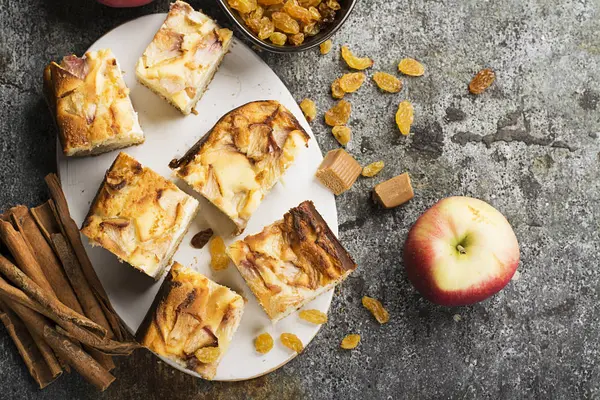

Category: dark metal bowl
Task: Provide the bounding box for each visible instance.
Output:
[216,0,357,53]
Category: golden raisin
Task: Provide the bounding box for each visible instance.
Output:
[398,58,425,76]
[373,72,402,93]
[254,333,274,354]
[326,0,340,10]
[341,46,374,70]
[469,68,496,94]
[332,126,351,146]
[209,236,229,271]
[320,39,333,55]
[308,6,321,20]
[331,78,345,99]
[280,333,304,353]
[362,161,384,177]
[228,0,258,14]
[362,296,390,324]
[299,98,317,122]
[318,2,336,22]
[269,32,288,45]
[283,0,313,23]
[195,346,220,363]
[299,0,321,7]
[303,22,320,36]
[325,100,351,126]
[258,17,275,39]
[339,72,366,93]
[258,0,283,5]
[395,100,414,136]
[288,32,305,46]
[340,334,361,349]
[271,12,300,34]
[299,309,328,324]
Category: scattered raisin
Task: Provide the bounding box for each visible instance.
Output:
[395,100,414,136]
[362,161,384,177]
[269,32,288,45]
[271,11,300,34]
[195,346,220,363]
[325,100,351,126]
[398,58,425,76]
[339,72,366,93]
[209,236,229,271]
[362,296,390,324]
[331,78,345,99]
[340,334,361,349]
[299,309,328,324]
[332,126,351,146]
[299,98,317,122]
[341,46,374,70]
[469,68,496,94]
[191,228,213,249]
[255,333,274,354]
[373,72,402,93]
[280,333,304,353]
[320,39,333,55]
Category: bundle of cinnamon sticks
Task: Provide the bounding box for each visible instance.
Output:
[0,173,139,391]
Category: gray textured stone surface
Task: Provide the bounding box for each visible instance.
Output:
[1,0,600,398]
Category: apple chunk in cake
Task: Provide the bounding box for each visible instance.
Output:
[81,152,199,279]
[135,1,233,115]
[43,49,144,156]
[136,262,245,380]
[227,201,357,321]
[169,100,310,234]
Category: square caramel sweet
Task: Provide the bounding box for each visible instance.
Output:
[81,152,199,279]
[43,49,144,156]
[227,201,357,321]
[136,262,244,380]
[169,100,310,234]
[373,172,414,208]
[135,1,233,115]
[315,149,362,195]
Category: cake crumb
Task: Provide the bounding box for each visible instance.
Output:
[512,270,521,281]
[453,314,462,322]
[191,107,198,115]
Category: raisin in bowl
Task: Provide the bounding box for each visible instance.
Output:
[216,0,357,53]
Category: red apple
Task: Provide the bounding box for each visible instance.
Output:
[403,196,519,306]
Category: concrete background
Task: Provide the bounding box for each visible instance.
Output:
[1,0,599,398]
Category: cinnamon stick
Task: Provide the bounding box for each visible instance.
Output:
[0,299,61,389]
[0,220,56,296]
[0,295,115,391]
[0,254,105,336]
[44,174,127,341]
[8,206,115,370]
[50,234,111,335]
[42,325,115,391]
[30,202,61,248]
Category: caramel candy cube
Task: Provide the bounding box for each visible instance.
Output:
[373,173,414,208]
[316,149,362,195]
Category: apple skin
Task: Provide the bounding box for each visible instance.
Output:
[97,0,154,7]
[403,196,519,306]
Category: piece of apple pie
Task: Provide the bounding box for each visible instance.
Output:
[81,152,199,279]
[135,1,233,115]
[169,100,310,234]
[227,201,357,321]
[136,262,245,380]
[43,49,144,156]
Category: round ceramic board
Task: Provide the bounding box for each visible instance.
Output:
[57,14,337,381]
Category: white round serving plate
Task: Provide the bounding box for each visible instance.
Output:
[57,14,337,381]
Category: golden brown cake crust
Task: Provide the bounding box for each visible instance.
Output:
[81,152,199,278]
[228,201,357,320]
[136,262,244,380]
[44,49,144,156]
[169,100,310,234]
